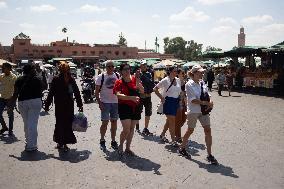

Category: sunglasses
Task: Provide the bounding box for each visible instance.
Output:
[122,67,130,71]
[106,65,114,68]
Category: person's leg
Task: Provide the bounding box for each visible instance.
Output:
[180,128,194,148]
[125,120,138,151]
[144,97,152,129]
[27,98,42,150]
[100,120,109,140]
[7,101,15,134]
[100,102,110,148]
[109,103,118,142]
[0,98,8,131]
[180,113,198,149]
[175,108,182,140]
[18,101,30,149]
[160,118,169,136]
[167,115,176,142]
[110,120,117,142]
[119,119,131,151]
[203,126,212,155]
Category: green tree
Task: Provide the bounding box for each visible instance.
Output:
[163,37,187,59]
[117,32,127,46]
[184,40,203,61]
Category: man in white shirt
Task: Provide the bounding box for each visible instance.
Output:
[95,60,119,151]
[178,65,218,165]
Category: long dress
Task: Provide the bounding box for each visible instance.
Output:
[46,74,83,145]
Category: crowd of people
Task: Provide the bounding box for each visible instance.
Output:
[0,60,219,165]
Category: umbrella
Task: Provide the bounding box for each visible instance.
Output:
[153,63,166,69]
[68,62,77,67]
[0,59,17,66]
[43,64,54,68]
[182,61,204,69]
[160,59,175,66]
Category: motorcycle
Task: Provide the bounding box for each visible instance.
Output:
[81,77,95,103]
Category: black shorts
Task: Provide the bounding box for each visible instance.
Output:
[140,96,152,116]
[118,104,141,120]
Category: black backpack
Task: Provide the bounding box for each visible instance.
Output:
[99,72,120,92]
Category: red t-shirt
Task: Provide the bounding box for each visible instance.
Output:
[113,76,139,107]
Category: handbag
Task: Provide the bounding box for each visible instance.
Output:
[200,82,212,115]
[156,78,176,115]
[72,112,88,132]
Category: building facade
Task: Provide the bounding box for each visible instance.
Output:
[238,26,246,47]
[12,33,138,64]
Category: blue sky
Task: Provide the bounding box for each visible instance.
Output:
[0,0,283,51]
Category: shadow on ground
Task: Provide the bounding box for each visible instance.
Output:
[191,158,239,178]
[9,150,53,161]
[0,134,20,144]
[51,149,91,163]
[104,149,162,175]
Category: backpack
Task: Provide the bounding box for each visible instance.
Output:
[99,72,120,92]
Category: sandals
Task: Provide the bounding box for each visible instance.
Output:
[159,135,169,143]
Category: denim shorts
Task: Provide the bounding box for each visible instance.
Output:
[101,103,118,121]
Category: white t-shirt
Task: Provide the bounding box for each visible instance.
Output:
[95,72,119,103]
[156,76,181,98]
[186,79,210,113]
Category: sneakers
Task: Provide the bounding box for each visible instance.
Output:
[142,128,153,136]
[207,154,218,165]
[0,127,8,135]
[111,141,118,150]
[100,139,106,150]
[178,148,191,158]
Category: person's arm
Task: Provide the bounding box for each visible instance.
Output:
[95,85,104,110]
[116,92,139,102]
[72,79,83,112]
[153,81,165,103]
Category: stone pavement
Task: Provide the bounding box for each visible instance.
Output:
[0,82,283,189]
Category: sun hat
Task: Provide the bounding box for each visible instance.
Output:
[189,64,205,74]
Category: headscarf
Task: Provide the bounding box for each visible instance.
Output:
[58,61,71,83]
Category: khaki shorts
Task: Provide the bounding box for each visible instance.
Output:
[187,113,210,128]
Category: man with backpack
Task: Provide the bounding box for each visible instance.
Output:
[95,60,120,150]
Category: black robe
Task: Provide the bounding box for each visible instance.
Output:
[46,74,83,145]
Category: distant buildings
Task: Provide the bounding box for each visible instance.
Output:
[10,33,138,64]
[238,26,246,47]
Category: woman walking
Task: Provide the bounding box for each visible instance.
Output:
[175,69,187,143]
[226,69,234,96]
[45,62,83,152]
[154,66,181,146]
[13,63,43,152]
[113,63,144,156]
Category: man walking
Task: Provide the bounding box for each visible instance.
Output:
[95,60,119,150]
[216,70,226,96]
[136,61,155,135]
[0,63,17,136]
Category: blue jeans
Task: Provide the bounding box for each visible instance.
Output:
[0,98,14,132]
[18,98,42,150]
[101,103,118,121]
